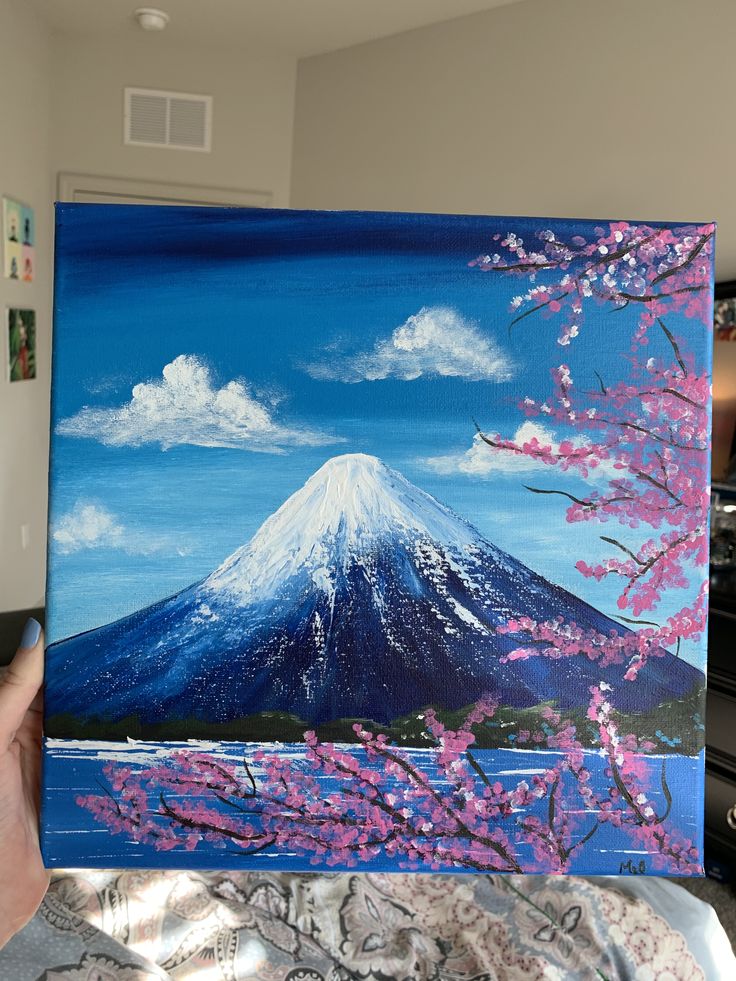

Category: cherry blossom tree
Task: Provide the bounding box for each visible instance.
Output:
[470,220,712,622]
[464,219,712,871]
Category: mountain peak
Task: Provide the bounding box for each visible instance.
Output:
[308,452,391,500]
[316,452,383,473]
[204,452,481,602]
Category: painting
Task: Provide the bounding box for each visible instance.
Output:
[3,196,33,281]
[8,307,36,381]
[43,205,714,876]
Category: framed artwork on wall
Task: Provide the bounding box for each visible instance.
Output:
[3,196,35,282]
[7,307,36,381]
[43,205,714,875]
[715,279,736,341]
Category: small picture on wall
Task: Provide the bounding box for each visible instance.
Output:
[21,245,34,283]
[8,307,36,381]
[715,281,736,341]
[3,197,34,281]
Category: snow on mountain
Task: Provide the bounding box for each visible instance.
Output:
[45,454,703,728]
[205,453,483,605]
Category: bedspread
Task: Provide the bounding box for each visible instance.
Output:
[0,871,733,980]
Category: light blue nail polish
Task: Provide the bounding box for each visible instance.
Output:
[20,617,41,650]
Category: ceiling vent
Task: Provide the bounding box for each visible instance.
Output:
[124,87,212,152]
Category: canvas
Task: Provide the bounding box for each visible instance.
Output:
[43,205,714,876]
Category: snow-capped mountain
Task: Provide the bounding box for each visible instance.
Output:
[46,453,702,726]
[207,452,486,606]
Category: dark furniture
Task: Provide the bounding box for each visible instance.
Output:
[0,607,45,666]
[706,575,736,880]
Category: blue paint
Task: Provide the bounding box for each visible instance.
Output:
[45,206,712,874]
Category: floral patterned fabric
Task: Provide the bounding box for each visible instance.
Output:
[0,870,732,981]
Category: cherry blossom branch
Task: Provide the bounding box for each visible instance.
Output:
[658,318,688,375]
[588,685,701,873]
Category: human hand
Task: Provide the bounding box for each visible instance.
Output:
[0,619,49,947]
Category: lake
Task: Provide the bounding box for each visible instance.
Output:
[41,738,703,875]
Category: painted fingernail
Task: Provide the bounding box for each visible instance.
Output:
[19,617,41,650]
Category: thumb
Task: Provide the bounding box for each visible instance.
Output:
[0,619,44,745]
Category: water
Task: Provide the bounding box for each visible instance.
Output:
[41,739,703,875]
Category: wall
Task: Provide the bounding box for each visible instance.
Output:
[291,0,736,280]
[0,0,52,611]
[50,34,297,206]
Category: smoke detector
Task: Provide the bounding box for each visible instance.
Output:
[135,7,170,31]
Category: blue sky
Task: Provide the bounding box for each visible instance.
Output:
[47,206,707,666]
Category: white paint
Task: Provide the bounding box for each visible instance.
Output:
[426,422,558,477]
[305,305,513,383]
[52,502,124,553]
[205,453,499,604]
[425,420,624,484]
[50,499,184,557]
[57,354,341,452]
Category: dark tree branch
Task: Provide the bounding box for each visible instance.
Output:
[612,285,707,304]
[595,415,707,451]
[651,232,714,287]
[600,535,646,566]
[523,485,592,506]
[654,761,673,826]
[465,750,493,790]
[629,468,683,506]
[508,295,561,330]
[614,615,661,628]
[657,318,688,376]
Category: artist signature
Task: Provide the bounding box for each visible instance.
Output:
[618,858,647,875]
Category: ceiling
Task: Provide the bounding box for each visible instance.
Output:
[32,0,525,58]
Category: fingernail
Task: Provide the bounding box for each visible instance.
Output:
[19,617,41,650]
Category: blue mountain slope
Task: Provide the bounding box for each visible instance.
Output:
[46,454,702,725]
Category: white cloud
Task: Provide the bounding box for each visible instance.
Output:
[52,501,189,556]
[52,502,126,554]
[57,355,341,452]
[425,420,621,483]
[305,306,513,383]
[425,421,558,477]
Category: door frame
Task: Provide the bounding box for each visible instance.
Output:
[57,172,272,208]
